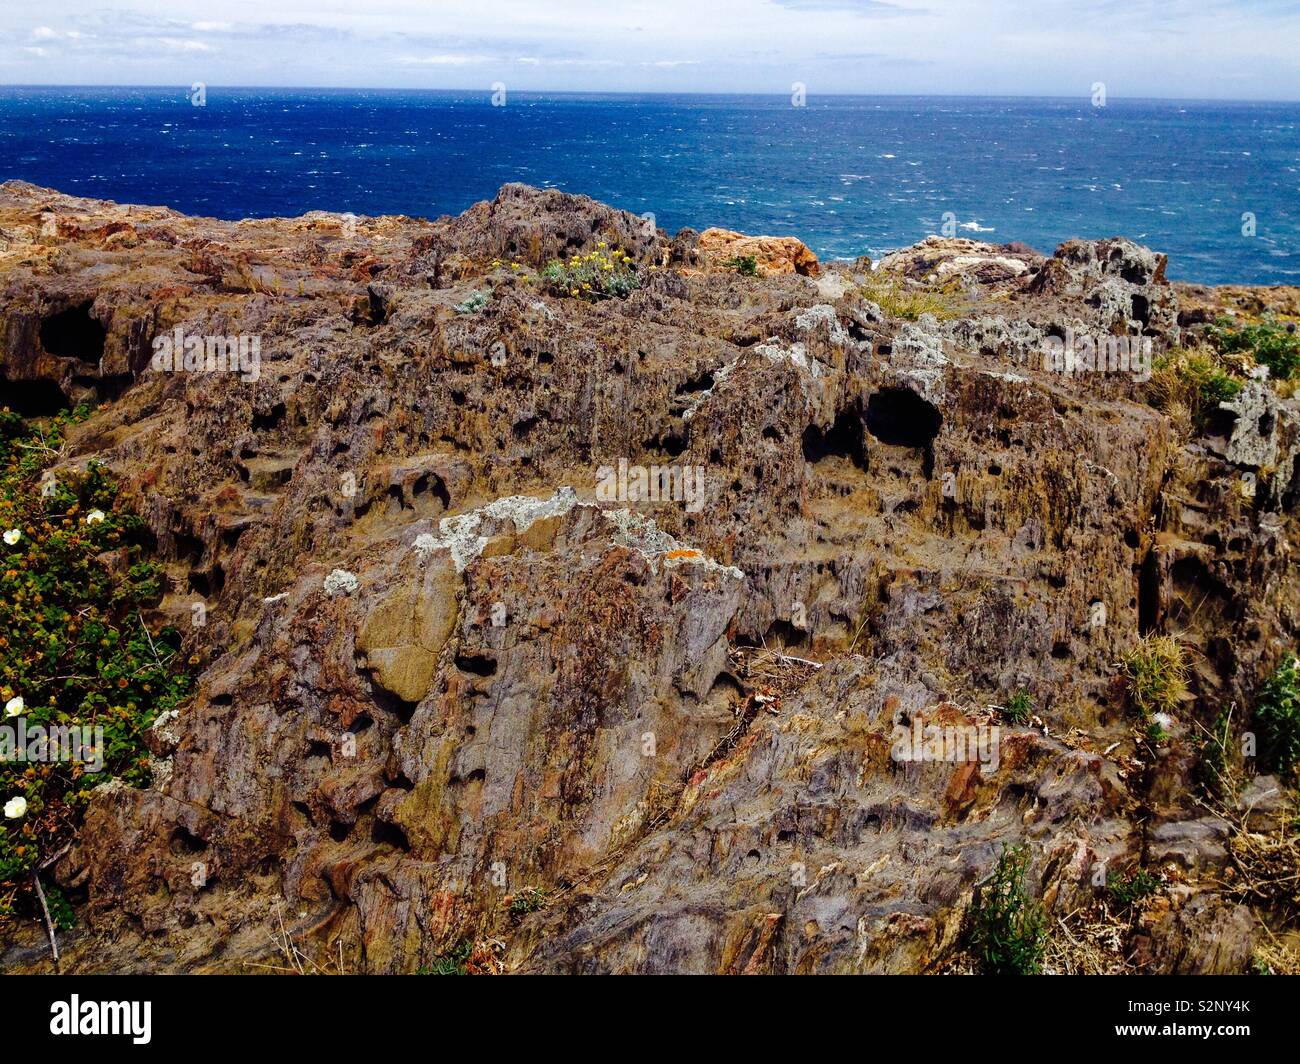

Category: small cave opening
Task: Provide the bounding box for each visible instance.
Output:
[764,618,810,650]
[454,652,497,677]
[168,825,206,857]
[1202,406,1237,442]
[252,403,286,433]
[371,818,410,851]
[0,375,70,417]
[39,302,106,363]
[801,406,867,470]
[366,287,388,326]
[865,387,942,450]
[413,472,451,510]
[675,369,715,394]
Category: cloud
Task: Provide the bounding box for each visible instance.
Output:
[1,1,1297,98]
[769,0,916,13]
[399,53,496,66]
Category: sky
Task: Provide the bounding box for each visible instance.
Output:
[1,1,1299,100]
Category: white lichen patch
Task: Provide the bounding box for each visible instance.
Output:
[681,356,739,423]
[407,485,742,580]
[323,568,360,596]
[793,303,850,346]
[755,339,823,378]
[602,508,744,579]
[150,708,182,747]
[413,486,580,571]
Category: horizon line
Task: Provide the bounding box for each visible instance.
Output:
[1,83,1298,106]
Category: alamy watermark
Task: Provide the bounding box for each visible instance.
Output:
[1041,330,1151,381]
[0,719,104,773]
[891,718,1000,772]
[150,328,261,382]
[595,457,707,513]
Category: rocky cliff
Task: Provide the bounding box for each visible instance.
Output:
[0,180,1296,974]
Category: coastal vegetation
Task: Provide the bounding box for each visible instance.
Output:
[1207,316,1300,383]
[966,844,1046,975]
[1256,653,1300,779]
[1001,689,1033,725]
[0,405,192,927]
[1120,635,1187,739]
[720,254,759,277]
[539,243,640,301]
[1147,346,1244,428]
[858,274,964,321]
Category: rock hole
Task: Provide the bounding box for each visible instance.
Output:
[801,406,867,470]
[454,653,497,677]
[865,387,942,451]
[40,302,105,362]
[252,403,286,432]
[169,826,206,856]
[371,819,410,851]
[412,472,450,510]
[0,375,69,416]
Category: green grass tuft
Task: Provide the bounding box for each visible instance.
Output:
[1002,690,1033,726]
[1256,653,1300,780]
[967,844,1046,975]
[1120,635,1187,723]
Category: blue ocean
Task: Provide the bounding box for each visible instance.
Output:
[0,87,1296,285]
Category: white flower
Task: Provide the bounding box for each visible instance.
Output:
[4,796,26,819]
[85,509,106,524]
[2,529,20,546]
[4,696,23,717]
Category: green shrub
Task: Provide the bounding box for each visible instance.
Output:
[1107,868,1159,909]
[1120,635,1187,723]
[1207,316,1300,381]
[967,844,1046,975]
[506,886,548,918]
[454,289,491,314]
[720,254,759,277]
[540,243,640,302]
[1256,653,1300,779]
[1002,690,1033,726]
[1148,347,1243,427]
[419,940,471,975]
[0,405,193,925]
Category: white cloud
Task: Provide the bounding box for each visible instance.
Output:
[399,53,496,66]
[2,1,1297,98]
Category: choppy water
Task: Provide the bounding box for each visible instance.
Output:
[1,87,1297,284]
